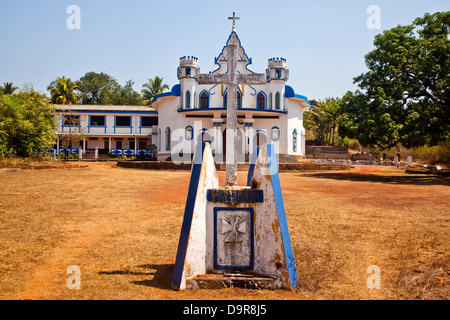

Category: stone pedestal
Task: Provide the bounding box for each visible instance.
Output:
[171,142,298,290]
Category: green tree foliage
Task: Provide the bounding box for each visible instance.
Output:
[141,76,170,106]
[115,80,142,106]
[0,86,56,157]
[339,11,450,149]
[47,77,80,104]
[0,82,19,95]
[76,71,141,105]
[304,97,341,145]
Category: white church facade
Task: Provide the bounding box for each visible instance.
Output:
[152,30,311,162]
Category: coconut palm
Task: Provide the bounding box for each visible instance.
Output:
[141,76,169,106]
[0,82,19,95]
[47,77,80,104]
[304,97,341,145]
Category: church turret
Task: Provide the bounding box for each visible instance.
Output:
[266,57,289,82]
[178,56,199,109]
[177,56,199,80]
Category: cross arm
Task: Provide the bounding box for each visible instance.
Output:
[198,73,228,84]
[237,73,266,85]
[198,73,266,85]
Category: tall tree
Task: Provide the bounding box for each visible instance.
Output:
[47,77,80,104]
[304,97,341,145]
[0,82,19,95]
[115,80,142,105]
[76,71,141,105]
[339,11,450,149]
[141,76,169,106]
[76,71,120,105]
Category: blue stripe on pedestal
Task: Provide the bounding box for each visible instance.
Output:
[266,144,298,288]
[171,142,206,290]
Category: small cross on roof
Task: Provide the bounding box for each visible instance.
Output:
[228,12,240,31]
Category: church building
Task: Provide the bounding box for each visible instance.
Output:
[53,23,310,162]
[152,28,311,162]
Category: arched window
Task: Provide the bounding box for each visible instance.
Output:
[237,90,241,109]
[193,90,197,108]
[269,93,273,109]
[185,126,193,140]
[292,129,298,152]
[275,92,280,110]
[158,128,161,151]
[200,91,209,109]
[165,127,171,151]
[224,91,227,108]
[186,67,191,77]
[275,69,281,78]
[254,130,267,147]
[271,126,280,141]
[257,92,266,109]
[198,129,211,143]
[185,90,191,109]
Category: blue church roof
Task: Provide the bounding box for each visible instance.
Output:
[153,84,181,104]
[285,85,311,105]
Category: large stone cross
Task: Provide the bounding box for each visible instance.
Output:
[198,16,266,186]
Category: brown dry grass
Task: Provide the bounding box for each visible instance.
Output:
[0,162,448,300]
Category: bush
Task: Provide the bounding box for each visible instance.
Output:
[0,87,56,157]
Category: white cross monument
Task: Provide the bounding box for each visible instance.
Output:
[198,12,266,186]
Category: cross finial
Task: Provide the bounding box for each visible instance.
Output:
[228,12,240,31]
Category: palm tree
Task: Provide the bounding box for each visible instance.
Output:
[47,77,80,104]
[47,77,81,161]
[141,76,170,106]
[304,97,341,145]
[0,82,19,95]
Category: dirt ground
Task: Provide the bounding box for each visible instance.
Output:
[0,162,448,300]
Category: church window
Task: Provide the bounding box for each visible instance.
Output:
[275,92,280,110]
[200,92,209,109]
[224,92,227,108]
[198,129,211,143]
[269,93,273,109]
[185,126,193,140]
[271,126,280,141]
[186,67,191,77]
[292,129,298,152]
[275,69,281,78]
[166,127,171,151]
[158,128,161,151]
[257,92,265,109]
[185,90,191,109]
[237,90,242,108]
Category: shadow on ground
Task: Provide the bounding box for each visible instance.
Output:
[299,172,450,186]
[99,264,174,290]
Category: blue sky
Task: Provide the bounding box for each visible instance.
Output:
[0,0,448,101]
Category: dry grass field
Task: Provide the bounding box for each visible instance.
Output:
[0,162,448,300]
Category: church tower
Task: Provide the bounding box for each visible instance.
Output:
[178,56,199,109]
[266,58,289,110]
